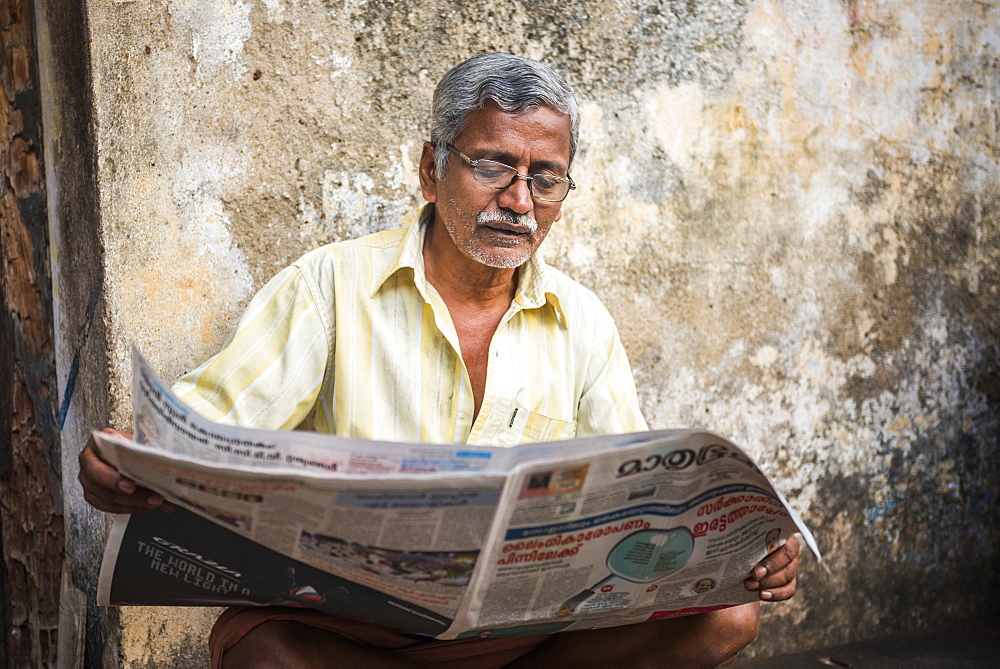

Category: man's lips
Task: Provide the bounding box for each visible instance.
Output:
[480,220,531,236]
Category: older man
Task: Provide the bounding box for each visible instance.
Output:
[80,53,800,667]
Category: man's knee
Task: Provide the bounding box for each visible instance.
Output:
[632,603,761,668]
[220,620,416,669]
[222,621,319,669]
[717,602,761,664]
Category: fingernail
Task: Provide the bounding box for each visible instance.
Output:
[147,495,163,506]
[118,480,136,494]
[760,590,773,601]
[745,579,759,591]
[753,566,768,580]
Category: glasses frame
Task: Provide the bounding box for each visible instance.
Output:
[446,144,576,203]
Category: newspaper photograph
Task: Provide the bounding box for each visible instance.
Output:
[95,350,822,639]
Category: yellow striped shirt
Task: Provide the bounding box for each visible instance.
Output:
[173,215,647,445]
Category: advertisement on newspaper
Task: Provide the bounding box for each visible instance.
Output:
[96,351,821,639]
[100,502,455,636]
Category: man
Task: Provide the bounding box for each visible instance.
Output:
[80,52,800,667]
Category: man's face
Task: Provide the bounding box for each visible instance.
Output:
[420,102,572,269]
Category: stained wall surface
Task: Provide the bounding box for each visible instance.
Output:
[67,0,999,664]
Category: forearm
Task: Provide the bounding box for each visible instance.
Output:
[506,602,760,669]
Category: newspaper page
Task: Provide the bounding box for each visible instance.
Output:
[96,350,821,639]
[95,428,509,630]
[447,432,815,639]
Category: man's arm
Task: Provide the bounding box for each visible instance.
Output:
[575,313,648,437]
[170,262,331,430]
[79,259,333,515]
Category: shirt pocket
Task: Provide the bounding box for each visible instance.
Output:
[507,407,577,443]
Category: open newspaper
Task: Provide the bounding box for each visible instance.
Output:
[95,350,821,640]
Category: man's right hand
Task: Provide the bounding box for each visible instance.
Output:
[78,429,163,514]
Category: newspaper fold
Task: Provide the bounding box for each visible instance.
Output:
[95,349,822,639]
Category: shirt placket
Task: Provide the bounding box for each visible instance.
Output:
[417,282,481,441]
[466,299,526,444]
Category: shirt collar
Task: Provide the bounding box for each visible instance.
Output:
[369,207,432,300]
[371,205,568,326]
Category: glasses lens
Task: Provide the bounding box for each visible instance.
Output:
[530,174,570,202]
[472,160,517,187]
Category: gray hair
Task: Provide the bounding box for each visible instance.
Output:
[430,52,580,178]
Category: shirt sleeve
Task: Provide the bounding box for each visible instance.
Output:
[171,262,332,430]
[575,318,648,437]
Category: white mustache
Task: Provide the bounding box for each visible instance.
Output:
[477,210,538,233]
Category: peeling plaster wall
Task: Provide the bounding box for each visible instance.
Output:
[76,0,999,664]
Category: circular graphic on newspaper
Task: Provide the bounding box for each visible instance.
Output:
[606,528,695,582]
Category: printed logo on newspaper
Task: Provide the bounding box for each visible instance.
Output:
[616,443,757,479]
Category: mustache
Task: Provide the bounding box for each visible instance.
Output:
[477,210,538,233]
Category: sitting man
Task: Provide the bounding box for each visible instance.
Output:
[79,52,801,668]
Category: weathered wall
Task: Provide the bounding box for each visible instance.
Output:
[64,0,998,665]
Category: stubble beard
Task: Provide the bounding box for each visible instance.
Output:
[463,210,540,269]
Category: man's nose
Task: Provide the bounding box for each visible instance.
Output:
[497,174,533,215]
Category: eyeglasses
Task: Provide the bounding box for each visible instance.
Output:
[447,144,576,203]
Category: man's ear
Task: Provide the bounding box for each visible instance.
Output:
[554,209,563,222]
[419,141,439,203]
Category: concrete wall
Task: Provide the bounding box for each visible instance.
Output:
[59,0,998,664]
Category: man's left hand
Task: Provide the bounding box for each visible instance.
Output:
[744,534,801,601]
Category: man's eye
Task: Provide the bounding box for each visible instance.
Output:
[476,166,511,180]
[532,175,559,190]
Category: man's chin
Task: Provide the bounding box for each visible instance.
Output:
[468,244,534,269]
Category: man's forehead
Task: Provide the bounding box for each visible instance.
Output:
[457,103,572,165]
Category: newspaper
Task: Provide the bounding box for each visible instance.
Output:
[95,349,821,639]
